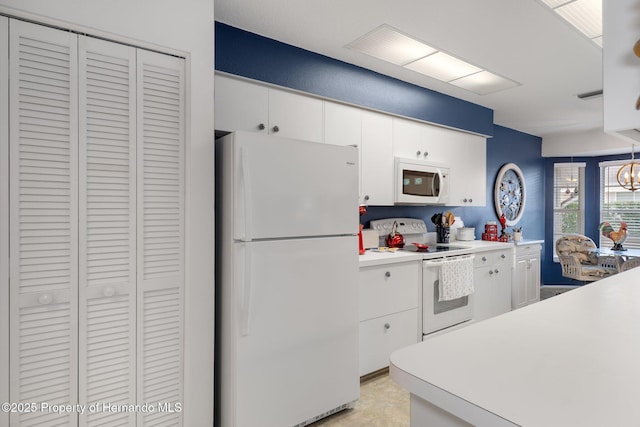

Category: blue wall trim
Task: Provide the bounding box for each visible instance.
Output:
[215,22,494,136]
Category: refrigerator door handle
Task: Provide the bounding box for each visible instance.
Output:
[236,242,253,336]
[236,146,253,242]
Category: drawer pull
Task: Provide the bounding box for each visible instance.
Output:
[384,323,391,330]
[384,271,391,278]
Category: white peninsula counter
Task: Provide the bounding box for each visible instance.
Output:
[390,268,640,427]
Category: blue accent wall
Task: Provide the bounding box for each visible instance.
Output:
[215,22,494,136]
[215,22,546,278]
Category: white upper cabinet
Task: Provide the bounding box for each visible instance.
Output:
[324,102,362,197]
[361,111,394,206]
[215,74,323,143]
[445,130,486,206]
[392,117,449,163]
[215,74,269,133]
[269,88,323,142]
[393,117,486,206]
[214,74,486,207]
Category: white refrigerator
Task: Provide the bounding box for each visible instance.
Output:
[215,131,360,427]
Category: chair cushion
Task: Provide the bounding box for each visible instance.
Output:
[581,266,616,277]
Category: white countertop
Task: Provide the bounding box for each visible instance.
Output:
[390,268,640,427]
[359,239,514,267]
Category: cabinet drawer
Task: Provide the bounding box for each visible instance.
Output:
[359,262,420,321]
[474,250,512,267]
[359,308,418,376]
[515,243,541,258]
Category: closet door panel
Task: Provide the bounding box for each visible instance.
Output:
[1,16,8,427]
[78,35,137,426]
[136,49,185,426]
[8,19,78,426]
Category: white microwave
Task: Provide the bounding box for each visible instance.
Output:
[394,157,449,205]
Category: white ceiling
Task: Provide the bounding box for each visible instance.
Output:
[215,0,604,140]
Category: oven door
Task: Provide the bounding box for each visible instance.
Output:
[422,258,474,336]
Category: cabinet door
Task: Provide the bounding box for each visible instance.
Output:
[446,132,486,206]
[136,49,185,426]
[513,258,529,309]
[525,255,541,305]
[0,16,8,427]
[392,117,449,163]
[268,88,323,142]
[9,20,79,426]
[359,309,418,376]
[324,102,362,195]
[78,36,137,426]
[214,74,269,133]
[361,111,394,205]
[474,252,512,321]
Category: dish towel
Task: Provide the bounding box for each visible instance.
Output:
[439,255,475,301]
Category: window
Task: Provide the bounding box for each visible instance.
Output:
[599,161,640,249]
[553,162,585,260]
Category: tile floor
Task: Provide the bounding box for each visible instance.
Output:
[310,369,409,427]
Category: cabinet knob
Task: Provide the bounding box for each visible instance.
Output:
[38,293,53,305]
[423,151,428,158]
[494,269,500,274]
[384,271,391,278]
[272,125,279,133]
[364,195,370,201]
[501,254,506,259]
[416,150,421,157]
[468,198,472,203]
[463,198,468,203]
[489,270,494,275]
[257,123,265,131]
[384,323,391,330]
[103,287,116,297]
[482,256,487,262]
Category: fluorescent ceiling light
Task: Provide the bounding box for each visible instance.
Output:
[346,25,519,95]
[540,0,602,46]
[345,25,436,65]
[450,71,520,95]
[405,52,482,82]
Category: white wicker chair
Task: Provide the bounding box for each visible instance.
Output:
[620,257,640,272]
[555,235,620,282]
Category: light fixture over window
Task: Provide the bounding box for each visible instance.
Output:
[617,144,640,191]
[346,25,520,95]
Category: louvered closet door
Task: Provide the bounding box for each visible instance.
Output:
[136,50,185,426]
[78,36,137,426]
[8,20,79,426]
[0,16,10,427]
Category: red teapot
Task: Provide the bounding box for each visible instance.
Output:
[385,221,405,248]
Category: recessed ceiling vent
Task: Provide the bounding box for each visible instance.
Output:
[577,89,603,100]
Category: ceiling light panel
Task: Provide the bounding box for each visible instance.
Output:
[405,51,482,82]
[554,0,602,39]
[346,24,436,65]
[449,71,520,95]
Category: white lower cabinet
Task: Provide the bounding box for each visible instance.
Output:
[473,249,513,322]
[3,19,185,426]
[358,261,420,376]
[359,309,418,376]
[513,243,542,309]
